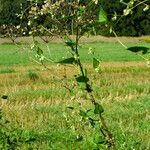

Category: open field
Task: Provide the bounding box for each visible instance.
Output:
[0,40,150,65]
[0,41,150,149]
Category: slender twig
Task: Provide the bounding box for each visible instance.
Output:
[113,31,127,49]
[131,0,149,10]
[74,23,114,148]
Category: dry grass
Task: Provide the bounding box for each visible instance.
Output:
[1,62,149,116]
[0,62,150,149]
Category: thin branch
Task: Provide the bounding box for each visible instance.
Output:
[113,30,128,49]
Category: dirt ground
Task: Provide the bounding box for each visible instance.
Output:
[0,35,150,44]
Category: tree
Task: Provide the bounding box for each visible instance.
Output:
[100,0,150,36]
[24,0,150,149]
[0,0,29,38]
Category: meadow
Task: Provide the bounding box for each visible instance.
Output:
[0,40,150,149]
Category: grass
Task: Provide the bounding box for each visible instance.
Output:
[0,67,15,74]
[0,41,150,149]
[0,41,150,65]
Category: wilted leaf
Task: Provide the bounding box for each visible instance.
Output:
[98,6,107,24]
[57,57,75,64]
[127,46,149,54]
[94,103,104,114]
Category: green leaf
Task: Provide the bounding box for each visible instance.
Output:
[86,109,94,116]
[93,58,100,69]
[75,75,89,83]
[64,36,75,47]
[127,46,149,54]
[94,103,104,114]
[65,41,75,47]
[79,110,87,117]
[77,82,86,90]
[57,57,75,64]
[98,6,107,24]
[93,58,101,72]
[77,6,85,16]
[37,47,43,55]
[93,134,106,144]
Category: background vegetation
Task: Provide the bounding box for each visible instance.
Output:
[0,0,150,149]
[0,0,150,37]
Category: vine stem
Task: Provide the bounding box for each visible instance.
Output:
[75,23,115,148]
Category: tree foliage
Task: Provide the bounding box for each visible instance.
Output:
[100,0,150,36]
[0,0,29,37]
[0,0,149,37]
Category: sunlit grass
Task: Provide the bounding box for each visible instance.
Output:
[0,41,150,65]
[0,61,150,149]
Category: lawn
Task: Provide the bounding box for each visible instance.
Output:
[0,40,150,149]
[0,40,150,65]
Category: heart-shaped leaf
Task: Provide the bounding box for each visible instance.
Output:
[98,6,107,24]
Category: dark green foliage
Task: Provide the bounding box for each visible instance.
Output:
[100,0,150,36]
[94,103,104,115]
[75,75,89,83]
[37,47,43,55]
[0,0,149,36]
[0,0,29,37]
[0,0,21,25]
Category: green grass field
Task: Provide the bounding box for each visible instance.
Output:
[0,41,150,65]
[0,41,150,149]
